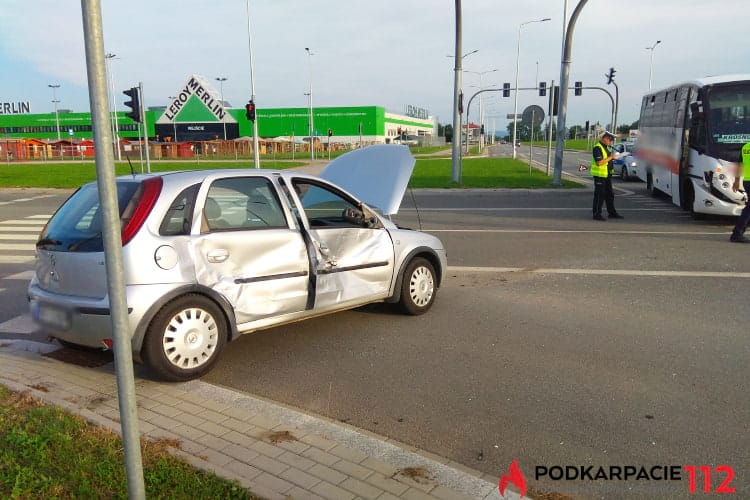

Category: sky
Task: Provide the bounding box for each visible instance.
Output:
[1,0,748,134]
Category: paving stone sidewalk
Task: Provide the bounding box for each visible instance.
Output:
[0,340,517,500]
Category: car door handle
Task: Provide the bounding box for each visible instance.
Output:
[318,242,330,256]
[207,249,229,263]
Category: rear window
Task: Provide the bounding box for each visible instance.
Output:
[38,181,142,252]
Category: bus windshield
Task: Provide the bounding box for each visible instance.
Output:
[707,82,750,146]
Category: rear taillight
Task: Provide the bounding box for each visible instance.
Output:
[121,177,163,245]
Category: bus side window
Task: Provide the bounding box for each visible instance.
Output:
[688,103,707,151]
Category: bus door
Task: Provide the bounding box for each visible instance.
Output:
[677,86,693,209]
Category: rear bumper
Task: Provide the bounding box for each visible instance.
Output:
[28,280,184,353]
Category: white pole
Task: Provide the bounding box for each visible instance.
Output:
[305,47,315,162]
[247,0,260,168]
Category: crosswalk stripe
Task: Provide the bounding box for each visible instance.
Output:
[0,243,34,251]
[0,313,37,335]
[0,234,40,241]
[0,256,34,264]
[25,215,53,219]
[4,270,35,280]
[0,227,44,232]
[0,220,48,225]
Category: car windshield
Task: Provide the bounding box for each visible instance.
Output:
[38,181,141,252]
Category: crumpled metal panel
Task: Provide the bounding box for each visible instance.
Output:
[192,230,310,324]
[311,227,394,309]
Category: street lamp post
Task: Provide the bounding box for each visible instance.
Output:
[464,68,497,152]
[646,40,661,91]
[105,53,121,160]
[447,46,478,183]
[305,47,315,161]
[246,0,260,168]
[215,77,228,140]
[512,17,551,159]
[168,96,178,143]
[48,84,61,141]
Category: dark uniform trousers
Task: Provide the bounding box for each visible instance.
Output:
[592,175,616,216]
[731,180,750,239]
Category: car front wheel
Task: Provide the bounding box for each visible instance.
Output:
[399,257,437,315]
[143,294,227,381]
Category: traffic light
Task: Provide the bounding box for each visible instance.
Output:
[606,67,616,85]
[503,82,511,98]
[123,87,141,123]
[480,124,485,135]
[539,82,547,97]
[245,100,255,121]
[574,81,583,96]
[585,120,590,132]
[552,85,560,116]
[328,128,333,137]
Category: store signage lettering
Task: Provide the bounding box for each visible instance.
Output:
[0,102,31,115]
[405,105,428,120]
[162,76,225,122]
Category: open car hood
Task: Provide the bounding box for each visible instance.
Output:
[320,144,415,216]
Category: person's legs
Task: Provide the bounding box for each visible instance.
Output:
[604,177,623,218]
[593,177,606,220]
[730,180,750,241]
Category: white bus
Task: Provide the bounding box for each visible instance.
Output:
[636,74,750,216]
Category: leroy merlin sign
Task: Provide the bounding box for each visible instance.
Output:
[157,75,236,124]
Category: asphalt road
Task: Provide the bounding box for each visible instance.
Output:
[1,161,748,499]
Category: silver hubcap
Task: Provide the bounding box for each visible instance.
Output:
[162,307,218,369]
[409,265,434,307]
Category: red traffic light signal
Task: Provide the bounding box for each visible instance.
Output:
[123,87,142,123]
[245,100,256,121]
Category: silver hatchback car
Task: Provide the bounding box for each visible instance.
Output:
[28,146,447,381]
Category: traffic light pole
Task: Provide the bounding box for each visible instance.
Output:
[138,82,150,173]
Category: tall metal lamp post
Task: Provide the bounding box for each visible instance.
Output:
[305,47,315,161]
[646,40,661,90]
[464,68,497,152]
[512,17,551,159]
[246,0,260,168]
[48,84,61,141]
[215,77,228,140]
[105,53,121,160]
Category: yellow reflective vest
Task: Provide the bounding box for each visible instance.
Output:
[590,142,610,178]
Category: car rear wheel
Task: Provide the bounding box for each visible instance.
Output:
[399,257,437,315]
[143,294,227,381]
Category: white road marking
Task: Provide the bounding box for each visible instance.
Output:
[448,266,750,279]
[0,243,34,251]
[0,226,45,232]
[0,313,38,335]
[429,229,727,235]
[0,219,48,225]
[0,256,34,264]
[4,270,34,280]
[26,214,54,219]
[0,234,40,241]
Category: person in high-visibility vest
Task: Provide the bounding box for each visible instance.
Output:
[591,131,623,221]
[729,141,750,242]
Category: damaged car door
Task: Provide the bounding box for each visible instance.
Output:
[191,175,311,326]
[289,178,395,311]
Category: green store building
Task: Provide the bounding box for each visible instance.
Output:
[0,74,436,159]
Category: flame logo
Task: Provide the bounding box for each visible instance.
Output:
[499,459,527,498]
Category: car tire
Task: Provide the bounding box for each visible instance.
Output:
[399,257,437,315]
[142,294,227,382]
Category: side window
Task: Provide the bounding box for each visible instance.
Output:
[203,177,287,232]
[292,179,361,228]
[159,183,199,236]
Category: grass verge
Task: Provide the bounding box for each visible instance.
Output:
[411,157,582,188]
[0,384,257,499]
